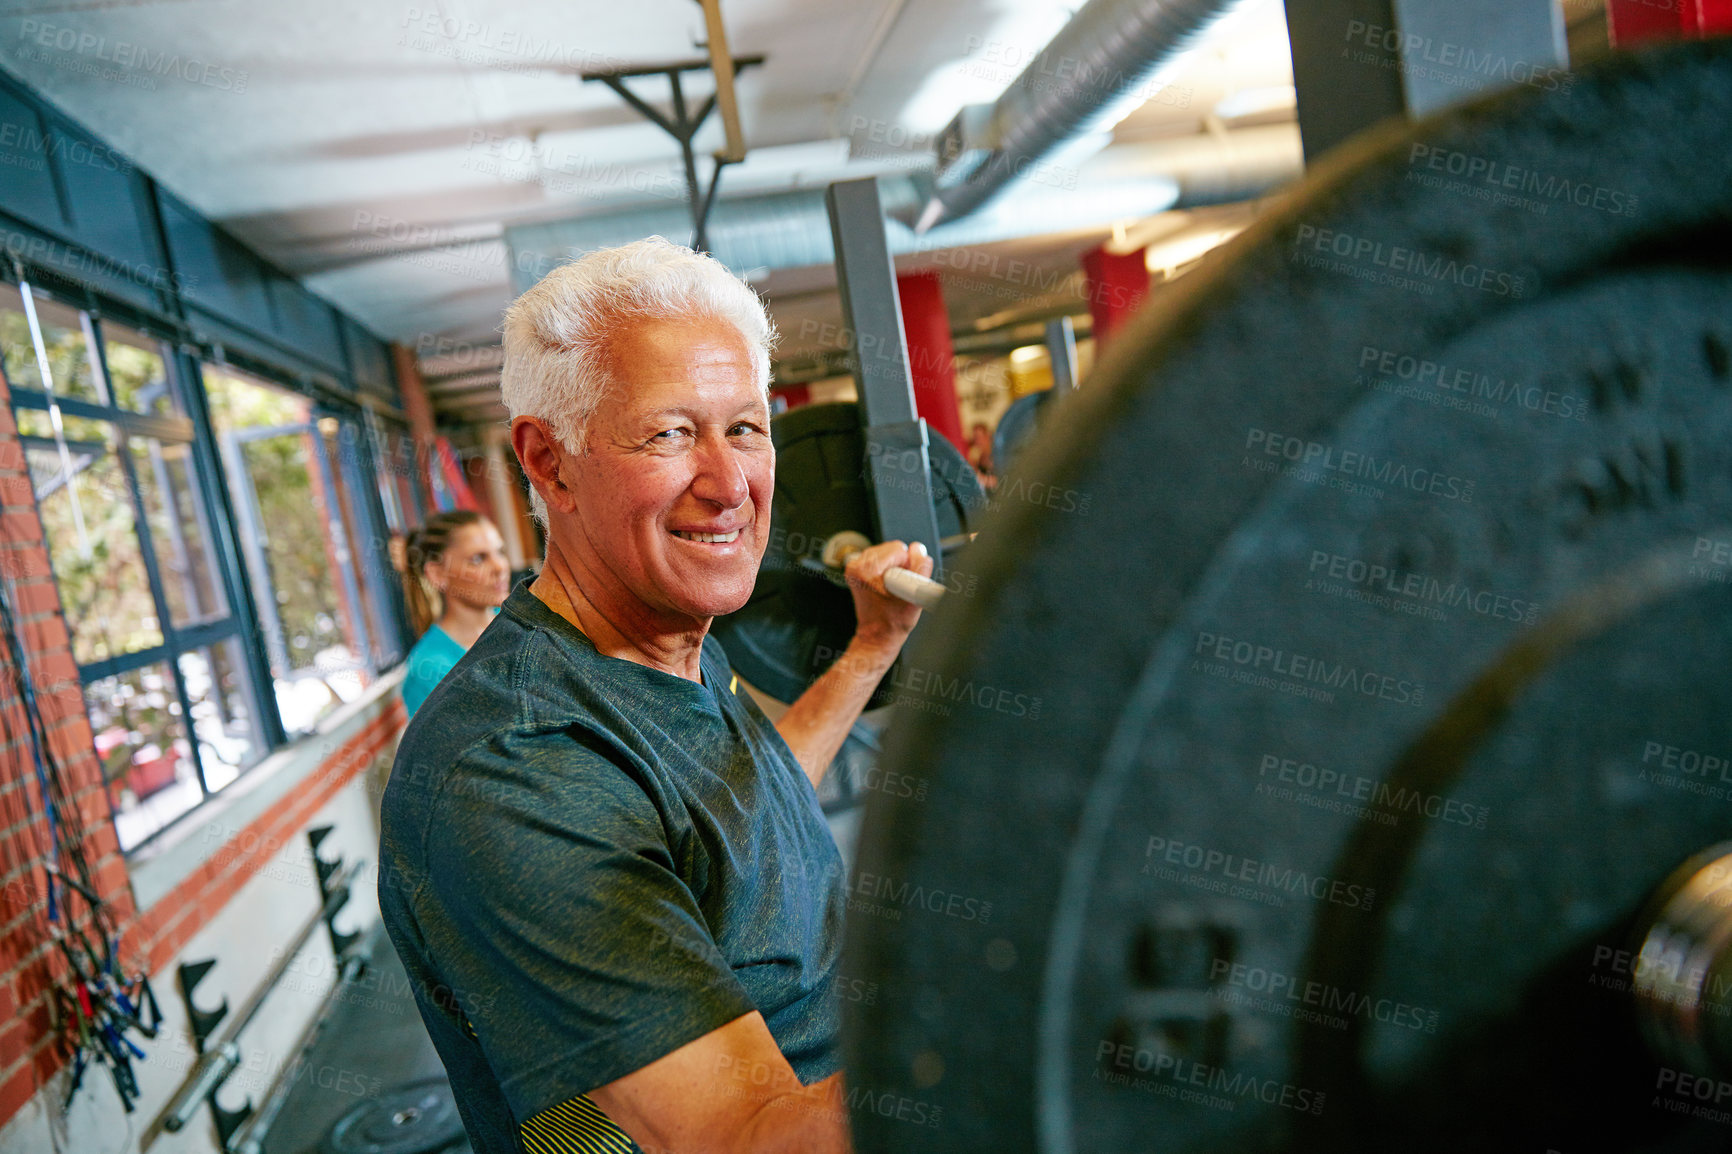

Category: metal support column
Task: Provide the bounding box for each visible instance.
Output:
[1045,316,1080,394]
[824,178,943,568]
[1282,0,1566,162]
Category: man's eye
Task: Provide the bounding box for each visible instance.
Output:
[729,422,764,437]
[652,428,688,440]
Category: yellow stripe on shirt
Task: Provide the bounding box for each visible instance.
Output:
[521,1093,638,1154]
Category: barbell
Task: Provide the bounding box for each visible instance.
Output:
[711,400,983,707]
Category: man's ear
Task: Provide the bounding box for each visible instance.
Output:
[512,416,577,515]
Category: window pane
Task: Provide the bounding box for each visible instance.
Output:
[323,417,400,668]
[16,408,109,444]
[0,283,101,402]
[88,660,196,852]
[27,438,163,665]
[130,438,229,628]
[205,366,370,734]
[369,419,420,535]
[102,324,178,415]
[180,638,265,792]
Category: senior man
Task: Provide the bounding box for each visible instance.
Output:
[379,237,929,1154]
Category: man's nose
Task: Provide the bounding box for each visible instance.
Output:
[690,433,749,508]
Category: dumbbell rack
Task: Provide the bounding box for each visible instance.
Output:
[151,825,366,1154]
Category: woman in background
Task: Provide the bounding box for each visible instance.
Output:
[400,510,512,716]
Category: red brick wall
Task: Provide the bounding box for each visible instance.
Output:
[0,380,133,1124]
[0,371,408,1131]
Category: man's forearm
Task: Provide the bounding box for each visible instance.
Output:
[733,1072,852,1154]
[775,638,899,788]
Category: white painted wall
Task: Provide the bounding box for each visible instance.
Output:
[0,772,386,1154]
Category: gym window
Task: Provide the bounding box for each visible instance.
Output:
[3,281,408,853]
[203,365,398,737]
[2,282,267,851]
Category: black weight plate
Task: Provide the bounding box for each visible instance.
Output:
[712,402,983,705]
[993,389,1054,476]
[845,40,1732,1154]
[321,1079,464,1154]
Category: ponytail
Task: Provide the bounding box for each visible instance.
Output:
[400,510,484,638]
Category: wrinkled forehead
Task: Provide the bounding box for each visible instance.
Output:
[590,314,768,420]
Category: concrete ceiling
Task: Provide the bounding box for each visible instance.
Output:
[0,0,1298,426]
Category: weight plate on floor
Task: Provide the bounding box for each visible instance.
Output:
[844,40,1732,1154]
[713,402,983,705]
[321,1079,465,1154]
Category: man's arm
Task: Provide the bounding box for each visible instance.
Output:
[576,1011,850,1154]
[774,540,931,786]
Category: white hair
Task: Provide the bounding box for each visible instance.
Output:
[499,236,778,526]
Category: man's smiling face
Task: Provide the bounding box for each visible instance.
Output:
[558,314,774,626]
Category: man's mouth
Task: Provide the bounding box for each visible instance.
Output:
[672,529,742,544]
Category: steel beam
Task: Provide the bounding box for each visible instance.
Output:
[824,178,942,564]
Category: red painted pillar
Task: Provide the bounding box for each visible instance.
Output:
[1082,246,1150,352]
[391,343,439,514]
[895,271,965,452]
[1609,0,1732,43]
[772,384,811,412]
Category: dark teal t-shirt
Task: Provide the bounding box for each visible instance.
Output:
[378,584,847,1154]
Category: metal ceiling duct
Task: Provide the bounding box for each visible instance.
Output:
[920,0,1242,230]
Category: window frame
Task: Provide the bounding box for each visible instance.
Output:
[2,281,410,854]
[202,362,405,736]
[3,295,270,851]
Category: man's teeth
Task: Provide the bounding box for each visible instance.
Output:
[674,529,741,543]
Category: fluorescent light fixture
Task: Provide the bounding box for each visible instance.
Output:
[1009,344,1048,366]
[1144,225,1246,276]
